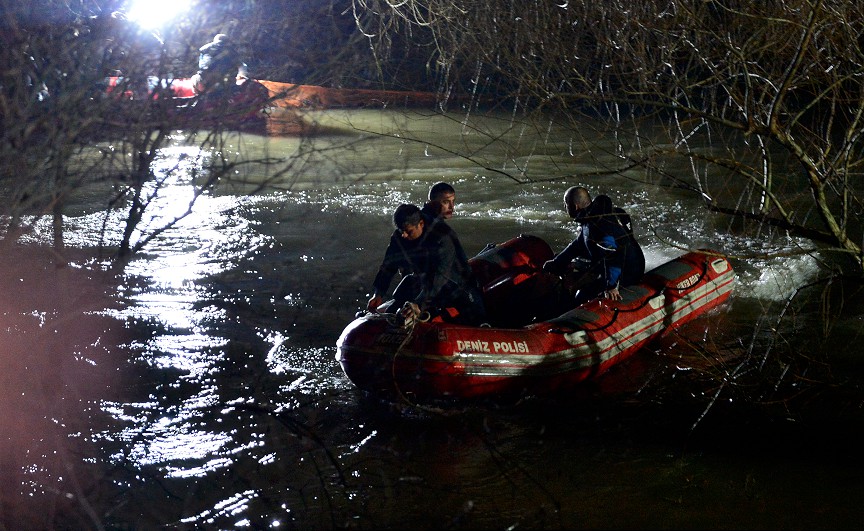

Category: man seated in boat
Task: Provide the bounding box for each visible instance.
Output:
[543,186,645,308]
[366,203,487,326]
[421,181,457,221]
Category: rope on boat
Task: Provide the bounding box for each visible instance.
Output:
[384,306,458,416]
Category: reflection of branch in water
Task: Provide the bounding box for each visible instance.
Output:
[479,428,563,528]
[229,402,350,529]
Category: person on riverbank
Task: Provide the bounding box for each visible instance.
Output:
[366,203,486,325]
[543,186,645,306]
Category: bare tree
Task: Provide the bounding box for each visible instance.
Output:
[0,1,305,261]
[354,0,864,273]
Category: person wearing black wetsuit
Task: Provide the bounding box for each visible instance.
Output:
[544,186,645,307]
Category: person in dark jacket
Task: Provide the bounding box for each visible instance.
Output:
[420,181,457,251]
[192,33,244,95]
[366,203,486,325]
[421,181,457,221]
[543,186,645,306]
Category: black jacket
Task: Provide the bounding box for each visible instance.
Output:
[372,213,485,322]
[198,39,240,78]
[548,195,645,289]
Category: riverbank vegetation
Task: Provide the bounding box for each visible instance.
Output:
[0,1,308,258]
[356,0,863,272]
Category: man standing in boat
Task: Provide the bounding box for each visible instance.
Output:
[192,33,245,96]
[543,186,645,306]
[366,203,487,325]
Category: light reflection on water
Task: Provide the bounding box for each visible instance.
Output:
[4,108,862,528]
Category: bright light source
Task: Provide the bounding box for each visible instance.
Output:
[126,0,191,30]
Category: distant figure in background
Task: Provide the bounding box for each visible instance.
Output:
[543,186,645,306]
[421,181,457,221]
[192,33,245,95]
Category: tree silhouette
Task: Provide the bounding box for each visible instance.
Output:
[356,0,864,273]
[0,1,304,261]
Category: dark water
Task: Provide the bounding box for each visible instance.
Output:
[2,109,863,529]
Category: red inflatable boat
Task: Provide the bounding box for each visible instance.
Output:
[101,75,270,130]
[336,235,735,401]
